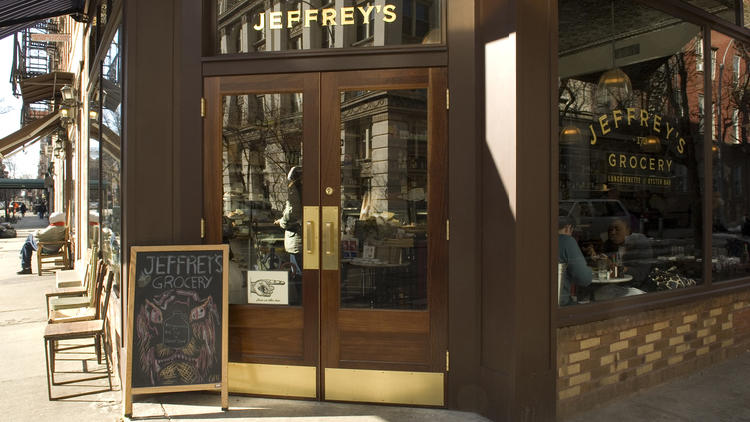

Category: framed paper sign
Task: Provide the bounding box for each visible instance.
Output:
[124,245,229,417]
[248,270,289,304]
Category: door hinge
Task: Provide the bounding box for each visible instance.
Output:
[201,97,206,117]
[446,88,449,110]
[446,219,450,241]
[446,350,450,372]
[200,218,205,239]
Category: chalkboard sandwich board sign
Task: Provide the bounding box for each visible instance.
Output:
[124,245,229,417]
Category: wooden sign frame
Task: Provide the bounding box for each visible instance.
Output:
[124,245,229,417]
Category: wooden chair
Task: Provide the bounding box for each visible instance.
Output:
[44,270,115,400]
[37,226,71,275]
[55,247,98,289]
[46,260,103,316]
[47,262,107,323]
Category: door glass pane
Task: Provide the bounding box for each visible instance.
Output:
[340,88,428,309]
[223,92,304,306]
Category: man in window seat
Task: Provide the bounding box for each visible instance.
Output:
[17,212,66,275]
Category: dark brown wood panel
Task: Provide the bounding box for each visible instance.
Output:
[202,77,222,244]
[173,0,203,244]
[302,73,321,369]
[319,69,340,391]
[445,0,481,412]
[229,327,304,359]
[219,73,310,94]
[320,270,340,369]
[329,68,429,91]
[338,310,429,333]
[339,332,430,364]
[201,48,447,77]
[318,72,341,209]
[229,305,305,328]
[427,67,449,374]
[228,307,306,359]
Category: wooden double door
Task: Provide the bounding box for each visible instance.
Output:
[203,68,447,405]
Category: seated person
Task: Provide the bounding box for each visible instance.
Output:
[602,218,653,287]
[17,212,66,275]
[559,218,592,305]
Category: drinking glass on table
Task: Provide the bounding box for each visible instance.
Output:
[596,256,609,280]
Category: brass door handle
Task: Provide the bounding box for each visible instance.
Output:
[322,206,338,270]
[305,221,314,254]
[324,222,333,255]
[303,206,319,270]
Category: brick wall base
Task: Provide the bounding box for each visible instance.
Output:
[557,291,750,419]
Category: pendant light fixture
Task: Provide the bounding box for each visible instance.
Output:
[559,125,584,145]
[640,135,661,153]
[595,0,633,111]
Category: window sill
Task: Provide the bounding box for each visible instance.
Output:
[555,277,750,327]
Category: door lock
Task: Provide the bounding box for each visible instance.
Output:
[325,187,334,196]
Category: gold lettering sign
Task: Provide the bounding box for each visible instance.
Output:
[583,108,686,190]
[588,108,686,158]
[253,4,397,31]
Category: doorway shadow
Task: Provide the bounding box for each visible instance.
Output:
[129,392,491,421]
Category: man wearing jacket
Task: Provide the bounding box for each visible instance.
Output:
[17,211,66,275]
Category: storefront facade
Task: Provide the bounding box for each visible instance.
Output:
[16,0,750,420]
[117,1,555,419]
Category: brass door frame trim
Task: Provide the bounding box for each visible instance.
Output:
[325,368,444,406]
[229,362,317,398]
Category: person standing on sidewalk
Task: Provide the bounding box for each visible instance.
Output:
[17,212,66,275]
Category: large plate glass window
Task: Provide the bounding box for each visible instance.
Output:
[87,80,101,254]
[216,0,442,54]
[100,26,122,291]
[711,30,750,282]
[558,0,704,306]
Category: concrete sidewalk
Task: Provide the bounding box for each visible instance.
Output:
[0,220,121,421]
[568,349,750,422]
[0,219,489,422]
[2,217,749,421]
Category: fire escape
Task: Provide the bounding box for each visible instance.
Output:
[8,18,74,178]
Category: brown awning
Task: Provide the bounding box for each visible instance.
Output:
[0,0,86,40]
[0,0,85,28]
[20,71,75,104]
[0,112,60,157]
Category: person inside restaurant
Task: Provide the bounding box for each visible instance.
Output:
[558,217,593,305]
[601,218,653,288]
